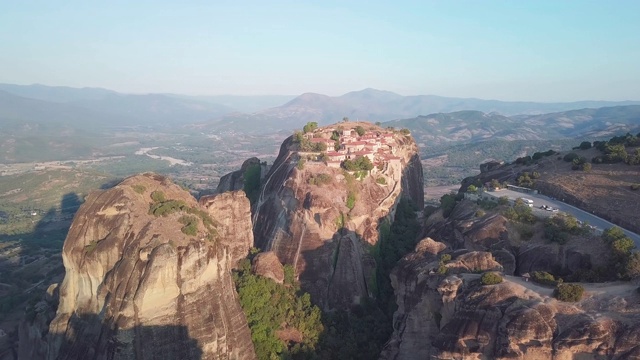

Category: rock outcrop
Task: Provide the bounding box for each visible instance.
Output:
[251,122,424,309]
[381,238,640,360]
[200,190,254,267]
[215,157,268,194]
[252,251,285,284]
[21,173,256,360]
[425,199,605,276]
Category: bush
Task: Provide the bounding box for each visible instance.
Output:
[150,190,166,203]
[554,283,584,302]
[297,159,305,170]
[376,176,386,185]
[498,196,509,206]
[179,215,198,236]
[481,272,503,285]
[343,156,373,171]
[631,184,640,191]
[346,191,356,210]
[563,153,580,162]
[303,121,318,133]
[578,141,592,150]
[440,193,458,218]
[243,164,261,205]
[531,271,556,286]
[132,185,146,194]
[308,173,332,186]
[440,254,452,263]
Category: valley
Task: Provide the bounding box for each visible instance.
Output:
[0,84,639,360]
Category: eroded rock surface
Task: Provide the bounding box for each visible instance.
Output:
[21,173,256,360]
[252,251,284,284]
[251,122,423,309]
[381,239,640,360]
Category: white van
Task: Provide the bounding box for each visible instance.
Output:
[519,198,534,207]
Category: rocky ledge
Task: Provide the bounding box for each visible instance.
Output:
[20,173,256,360]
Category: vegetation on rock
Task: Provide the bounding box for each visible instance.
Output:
[480,272,503,285]
[233,260,323,360]
[553,283,584,302]
[243,163,261,206]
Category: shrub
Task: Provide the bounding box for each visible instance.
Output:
[132,185,146,194]
[563,153,580,162]
[303,121,318,133]
[440,193,458,218]
[179,215,198,236]
[148,199,188,216]
[581,162,592,171]
[150,190,166,203]
[308,173,332,186]
[578,141,592,150]
[498,196,509,206]
[343,156,373,171]
[554,283,584,302]
[475,209,486,217]
[631,184,640,190]
[243,164,261,205]
[481,272,503,285]
[296,159,305,170]
[440,254,452,263]
[437,264,448,275]
[346,191,357,210]
[376,176,386,185]
[531,271,556,286]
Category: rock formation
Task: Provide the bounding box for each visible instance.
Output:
[381,238,640,360]
[251,251,285,284]
[21,173,256,360]
[251,122,424,309]
[425,199,604,276]
[215,157,268,194]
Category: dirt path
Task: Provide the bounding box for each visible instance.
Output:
[504,275,635,299]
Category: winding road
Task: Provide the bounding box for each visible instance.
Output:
[486,189,640,245]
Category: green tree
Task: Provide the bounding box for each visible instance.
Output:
[467,184,478,193]
[554,283,584,302]
[303,121,318,133]
[578,141,592,150]
[481,272,503,285]
[243,164,262,206]
[440,193,458,218]
[355,126,366,136]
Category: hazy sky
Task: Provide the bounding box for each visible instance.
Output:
[1,1,639,101]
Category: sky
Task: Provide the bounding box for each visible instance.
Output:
[1,0,639,102]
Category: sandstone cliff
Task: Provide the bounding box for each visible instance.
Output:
[215,157,268,194]
[21,173,256,360]
[251,122,424,309]
[381,238,640,360]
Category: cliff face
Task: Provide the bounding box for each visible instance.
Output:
[381,238,640,360]
[23,173,256,360]
[252,123,424,309]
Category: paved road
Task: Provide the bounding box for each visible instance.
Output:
[486,189,640,245]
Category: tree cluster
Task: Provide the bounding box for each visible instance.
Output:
[602,227,640,280]
[554,283,584,302]
[503,198,536,224]
[342,156,373,172]
[234,260,324,360]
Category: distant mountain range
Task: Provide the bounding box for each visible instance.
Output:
[1,83,639,139]
[386,107,640,147]
[205,88,640,133]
